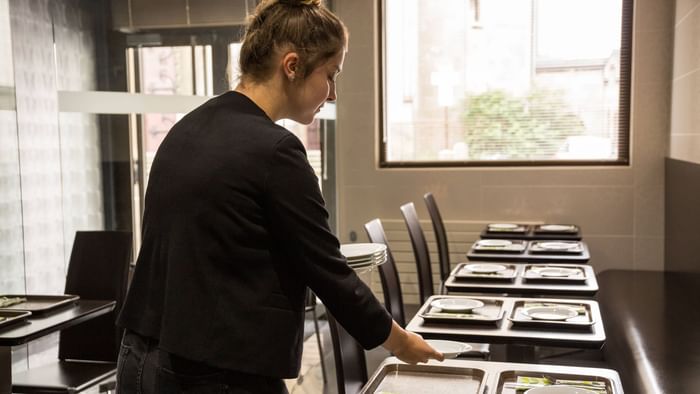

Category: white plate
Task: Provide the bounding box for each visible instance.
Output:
[489,223,519,229]
[464,263,507,273]
[537,267,578,277]
[425,339,472,359]
[539,224,576,232]
[537,242,579,251]
[526,386,597,394]
[476,239,512,247]
[523,306,578,321]
[340,243,387,259]
[430,298,484,312]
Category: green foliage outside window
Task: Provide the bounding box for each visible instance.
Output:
[463,89,585,160]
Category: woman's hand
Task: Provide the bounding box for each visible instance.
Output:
[381,320,444,364]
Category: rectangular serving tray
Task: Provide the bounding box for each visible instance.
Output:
[0,294,80,315]
[0,310,32,331]
[533,224,580,235]
[486,224,530,234]
[472,240,527,254]
[419,297,504,325]
[522,265,588,283]
[496,368,615,393]
[453,263,518,281]
[360,361,487,394]
[528,241,584,254]
[508,301,594,329]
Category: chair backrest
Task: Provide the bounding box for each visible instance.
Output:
[423,192,451,283]
[327,312,368,394]
[400,202,434,304]
[59,231,132,362]
[364,219,406,327]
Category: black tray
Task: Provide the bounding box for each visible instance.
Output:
[0,294,80,315]
[0,310,32,331]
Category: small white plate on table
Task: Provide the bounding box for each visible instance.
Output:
[526,386,597,394]
[424,339,472,359]
[489,223,519,230]
[538,224,578,232]
[476,239,512,247]
[523,306,578,321]
[536,267,578,277]
[537,242,579,251]
[464,263,507,274]
[430,298,484,312]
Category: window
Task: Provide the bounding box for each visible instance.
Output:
[380,0,632,166]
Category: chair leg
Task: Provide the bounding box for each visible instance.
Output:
[311,308,327,383]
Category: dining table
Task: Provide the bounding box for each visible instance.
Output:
[405,295,605,352]
[444,262,599,297]
[360,357,624,393]
[0,299,115,394]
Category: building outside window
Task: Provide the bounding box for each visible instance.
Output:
[381,0,630,166]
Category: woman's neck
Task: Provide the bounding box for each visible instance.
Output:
[235,78,287,122]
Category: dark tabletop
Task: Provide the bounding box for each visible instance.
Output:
[406,295,605,349]
[481,227,583,241]
[597,270,700,394]
[0,299,115,346]
[445,262,598,296]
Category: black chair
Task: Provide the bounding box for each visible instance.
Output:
[400,205,491,359]
[304,288,327,383]
[400,202,436,304]
[327,312,367,394]
[12,231,132,394]
[364,218,406,327]
[423,192,452,286]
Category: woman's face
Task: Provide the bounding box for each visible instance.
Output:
[288,51,345,125]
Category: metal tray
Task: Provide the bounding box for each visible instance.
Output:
[0,294,80,315]
[486,224,529,234]
[522,265,588,283]
[528,241,584,255]
[508,301,594,329]
[472,240,527,254]
[0,310,32,331]
[419,297,504,325]
[533,224,580,234]
[360,362,487,394]
[496,369,614,393]
[453,263,518,281]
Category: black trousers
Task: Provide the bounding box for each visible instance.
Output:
[116,330,289,394]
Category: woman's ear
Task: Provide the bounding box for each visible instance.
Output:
[282,52,300,81]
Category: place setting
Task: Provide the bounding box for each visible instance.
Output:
[486,223,529,234]
[472,239,527,254]
[418,296,504,325]
[339,243,387,273]
[453,262,518,281]
[508,301,594,330]
[523,265,587,282]
[529,241,585,254]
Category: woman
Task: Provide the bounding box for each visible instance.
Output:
[116,0,443,392]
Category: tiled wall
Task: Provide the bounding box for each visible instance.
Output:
[334,0,674,303]
[665,0,700,273]
[669,0,700,162]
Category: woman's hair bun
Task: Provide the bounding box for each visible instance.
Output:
[277,0,322,7]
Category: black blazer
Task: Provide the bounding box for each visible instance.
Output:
[117,91,392,378]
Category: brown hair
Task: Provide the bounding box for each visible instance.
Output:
[238,0,348,83]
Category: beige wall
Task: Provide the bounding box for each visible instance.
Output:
[334,0,673,302]
[670,0,700,162]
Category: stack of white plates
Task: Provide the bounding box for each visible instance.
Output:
[340,243,387,271]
